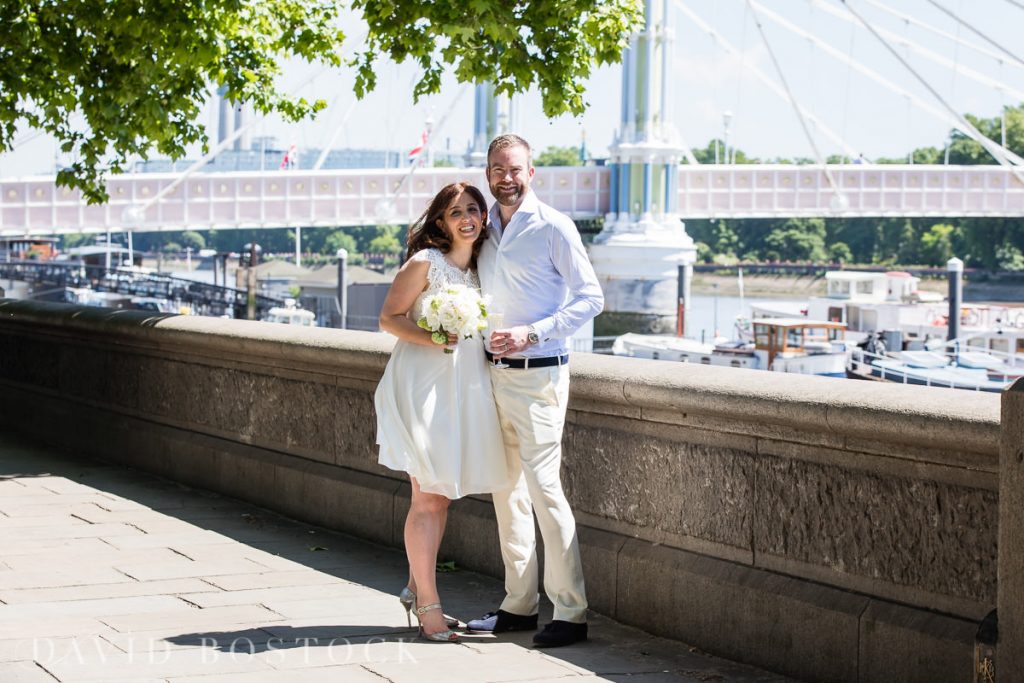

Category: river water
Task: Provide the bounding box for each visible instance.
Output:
[170,267,811,340]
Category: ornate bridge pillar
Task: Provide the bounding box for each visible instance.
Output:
[465,84,517,167]
[589,0,696,335]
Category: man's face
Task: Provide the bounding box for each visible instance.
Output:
[486,145,534,208]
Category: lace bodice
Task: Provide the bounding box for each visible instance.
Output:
[410,248,479,294]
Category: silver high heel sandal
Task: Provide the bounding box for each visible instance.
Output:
[415,602,459,642]
[399,587,459,629]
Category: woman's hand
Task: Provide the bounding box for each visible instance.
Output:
[431,330,459,351]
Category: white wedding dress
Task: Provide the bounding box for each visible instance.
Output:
[375,248,512,499]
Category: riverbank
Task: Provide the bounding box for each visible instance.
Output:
[691,272,1024,303]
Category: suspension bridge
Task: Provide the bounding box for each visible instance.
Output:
[2,0,1023,328]
[2,0,1023,238]
[2,163,1022,235]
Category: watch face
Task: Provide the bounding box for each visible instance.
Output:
[528,332,540,344]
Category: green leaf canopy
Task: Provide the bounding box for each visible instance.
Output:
[1,0,643,203]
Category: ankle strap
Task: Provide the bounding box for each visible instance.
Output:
[415,602,442,615]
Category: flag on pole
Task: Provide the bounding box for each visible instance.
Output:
[280,144,298,170]
[408,130,428,165]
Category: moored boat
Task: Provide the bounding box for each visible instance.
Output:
[613,318,850,377]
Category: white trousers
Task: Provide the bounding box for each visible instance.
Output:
[488,364,588,623]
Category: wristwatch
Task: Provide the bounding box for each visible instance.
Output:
[527,326,540,345]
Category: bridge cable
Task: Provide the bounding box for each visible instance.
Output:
[124,72,331,223]
[901,12,913,164]
[810,0,1024,103]
[312,98,360,171]
[743,0,846,205]
[839,0,1024,183]
[750,0,1024,168]
[1000,61,1009,151]
[859,0,1024,72]
[839,18,857,163]
[945,0,964,166]
[125,34,369,223]
[730,0,750,164]
[675,1,861,161]
[378,84,472,223]
[8,129,46,151]
[923,0,1024,70]
[710,0,722,164]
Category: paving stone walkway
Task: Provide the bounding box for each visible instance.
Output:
[0,432,794,683]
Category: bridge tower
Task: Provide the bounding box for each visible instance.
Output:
[465,84,517,167]
[589,0,696,335]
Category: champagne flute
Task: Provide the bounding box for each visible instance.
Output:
[487,309,509,369]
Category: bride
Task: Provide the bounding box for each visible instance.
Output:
[374,181,512,642]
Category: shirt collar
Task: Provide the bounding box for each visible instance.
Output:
[488,189,539,234]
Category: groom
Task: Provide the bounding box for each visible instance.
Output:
[470,134,604,648]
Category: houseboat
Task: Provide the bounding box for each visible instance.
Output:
[613,318,850,377]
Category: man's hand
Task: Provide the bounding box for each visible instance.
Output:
[489,325,532,358]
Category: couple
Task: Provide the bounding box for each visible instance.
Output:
[374,134,604,648]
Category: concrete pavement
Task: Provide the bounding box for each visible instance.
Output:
[0,431,794,683]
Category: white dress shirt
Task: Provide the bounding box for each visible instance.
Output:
[478,190,604,358]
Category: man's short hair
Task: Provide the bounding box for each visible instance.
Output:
[487,134,532,166]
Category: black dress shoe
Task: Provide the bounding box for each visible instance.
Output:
[466,609,539,633]
[532,620,588,648]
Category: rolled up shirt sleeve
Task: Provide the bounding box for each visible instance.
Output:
[531,220,604,341]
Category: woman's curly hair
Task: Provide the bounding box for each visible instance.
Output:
[406,182,489,268]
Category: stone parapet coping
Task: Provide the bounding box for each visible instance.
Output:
[0,298,1000,461]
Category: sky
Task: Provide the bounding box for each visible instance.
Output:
[2,0,1023,178]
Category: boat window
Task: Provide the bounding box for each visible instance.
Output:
[753,325,770,347]
[731,360,741,367]
[832,281,849,295]
[856,280,873,294]
[1017,338,1024,354]
[828,307,843,323]
[773,327,786,349]
[786,328,804,348]
[700,356,711,364]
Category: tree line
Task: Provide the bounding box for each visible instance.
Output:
[62,225,408,267]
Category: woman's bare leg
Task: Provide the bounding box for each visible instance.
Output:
[404,477,451,635]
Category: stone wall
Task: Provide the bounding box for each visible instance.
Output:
[0,299,1003,683]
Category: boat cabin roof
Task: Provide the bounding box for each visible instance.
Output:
[751,318,847,330]
[0,236,59,244]
[825,271,886,282]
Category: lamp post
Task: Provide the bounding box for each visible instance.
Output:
[947,256,963,347]
[336,248,348,330]
[241,242,261,320]
[713,282,720,338]
[722,110,734,165]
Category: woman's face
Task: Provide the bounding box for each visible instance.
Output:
[437,191,483,246]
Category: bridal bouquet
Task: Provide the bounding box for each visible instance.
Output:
[417,284,490,354]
